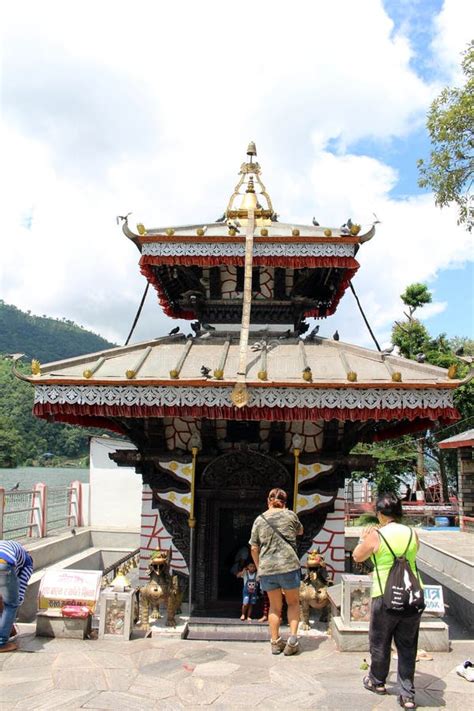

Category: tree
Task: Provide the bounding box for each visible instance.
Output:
[392,283,432,359]
[418,42,474,231]
[351,438,418,496]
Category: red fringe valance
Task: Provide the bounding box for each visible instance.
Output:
[370,416,459,442]
[139,255,359,269]
[34,402,460,426]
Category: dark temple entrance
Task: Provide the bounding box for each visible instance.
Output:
[194,451,291,613]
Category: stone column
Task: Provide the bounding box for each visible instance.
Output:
[458,447,474,532]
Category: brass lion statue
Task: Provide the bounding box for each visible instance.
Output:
[139,548,181,628]
[299,549,332,630]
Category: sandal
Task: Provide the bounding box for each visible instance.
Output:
[398,696,416,709]
[362,676,386,695]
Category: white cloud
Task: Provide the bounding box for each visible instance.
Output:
[431,0,474,81]
[1,0,472,348]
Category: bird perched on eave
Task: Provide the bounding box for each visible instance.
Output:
[201,323,216,332]
[381,345,395,356]
[190,321,201,335]
[306,325,320,341]
[227,219,240,233]
[169,326,180,336]
[216,213,226,223]
[279,329,292,339]
[333,330,340,341]
[201,365,211,378]
[312,217,320,226]
[416,353,426,363]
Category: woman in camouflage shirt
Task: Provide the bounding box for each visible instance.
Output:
[249,488,303,655]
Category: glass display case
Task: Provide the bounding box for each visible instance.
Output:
[340,574,372,629]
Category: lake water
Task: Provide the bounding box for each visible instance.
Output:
[0,466,89,491]
[0,467,89,539]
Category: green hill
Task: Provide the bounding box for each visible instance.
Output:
[0,300,115,362]
[0,301,117,467]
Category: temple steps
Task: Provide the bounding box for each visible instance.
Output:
[184,616,269,641]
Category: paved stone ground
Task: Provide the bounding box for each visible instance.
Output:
[0,625,473,710]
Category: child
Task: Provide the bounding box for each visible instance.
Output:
[236,562,258,621]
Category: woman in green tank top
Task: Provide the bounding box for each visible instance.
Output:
[353,493,422,710]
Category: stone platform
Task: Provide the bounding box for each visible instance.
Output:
[331,616,450,652]
[1,622,472,710]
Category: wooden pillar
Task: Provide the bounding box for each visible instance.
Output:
[458,447,474,532]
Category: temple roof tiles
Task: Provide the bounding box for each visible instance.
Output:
[123,220,375,246]
[27,335,459,388]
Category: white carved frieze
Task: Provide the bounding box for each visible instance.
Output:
[141,242,356,259]
[35,384,455,412]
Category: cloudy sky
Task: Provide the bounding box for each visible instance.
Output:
[2,0,473,349]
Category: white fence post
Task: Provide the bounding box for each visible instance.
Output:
[69,481,83,527]
[32,483,47,537]
[0,487,4,537]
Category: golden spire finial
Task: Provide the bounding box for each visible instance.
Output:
[225,143,274,221]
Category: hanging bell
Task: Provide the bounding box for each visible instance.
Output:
[246,141,257,157]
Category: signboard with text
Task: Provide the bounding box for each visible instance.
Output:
[38,569,102,612]
[423,585,445,615]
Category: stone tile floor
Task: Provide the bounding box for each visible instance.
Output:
[0,625,473,710]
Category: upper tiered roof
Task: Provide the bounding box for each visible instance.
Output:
[121,144,375,325]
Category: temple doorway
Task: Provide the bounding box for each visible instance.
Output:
[194,450,291,613]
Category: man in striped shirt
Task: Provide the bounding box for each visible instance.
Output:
[0,540,34,652]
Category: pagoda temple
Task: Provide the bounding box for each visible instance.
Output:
[22,143,463,613]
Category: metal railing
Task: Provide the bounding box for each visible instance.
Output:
[0,481,83,540]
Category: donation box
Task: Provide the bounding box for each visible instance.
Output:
[340,574,372,629]
[98,588,135,640]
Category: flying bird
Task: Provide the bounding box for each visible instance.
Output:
[201,365,211,378]
[306,325,320,341]
[333,330,340,341]
[312,217,320,226]
[169,326,180,336]
[416,353,426,363]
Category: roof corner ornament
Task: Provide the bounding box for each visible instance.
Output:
[31,359,41,376]
[7,353,32,383]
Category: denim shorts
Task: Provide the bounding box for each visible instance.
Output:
[259,569,301,592]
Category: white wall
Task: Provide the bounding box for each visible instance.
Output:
[89,436,141,530]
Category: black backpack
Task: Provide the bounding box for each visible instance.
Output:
[374,527,425,614]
